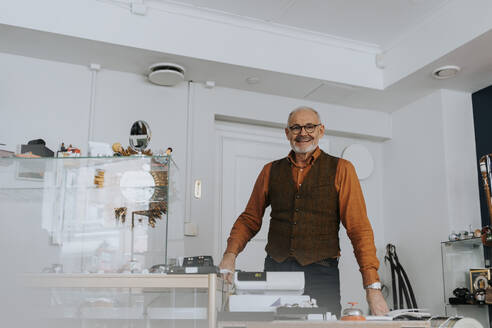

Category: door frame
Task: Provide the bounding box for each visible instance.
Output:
[214,121,289,261]
[213,120,330,262]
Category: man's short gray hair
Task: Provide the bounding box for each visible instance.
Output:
[287,106,322,126]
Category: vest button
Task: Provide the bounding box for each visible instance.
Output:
[290,248,295,253]
[295,208,300,212]
[295,195,300,199]
[292,221,297,225]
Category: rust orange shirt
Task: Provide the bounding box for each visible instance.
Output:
[225,147,380,287]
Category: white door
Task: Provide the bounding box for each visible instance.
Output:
[216,123,329,271]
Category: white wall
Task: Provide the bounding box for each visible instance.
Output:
[0,52,189,259]
[4,51,484,318]
[0,53,91,152]
[441,90,481,231]
[382,89,480,315]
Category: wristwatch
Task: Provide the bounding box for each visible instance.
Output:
[365,282,382,290]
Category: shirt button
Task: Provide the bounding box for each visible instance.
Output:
[295,195,300,199]
[292,221,297,225]
[295,208,300,212]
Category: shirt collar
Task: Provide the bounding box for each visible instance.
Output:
[287,146,321,167]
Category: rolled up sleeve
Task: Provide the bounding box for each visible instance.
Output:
[224,163,271,256]
[336,159,380,287]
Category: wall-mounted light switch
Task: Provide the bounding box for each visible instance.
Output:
[184,222,198,236]
[194,179,202,199]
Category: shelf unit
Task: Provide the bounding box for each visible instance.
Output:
[441,237,489,327]
[0,156,231,327]
[26,273,227,327]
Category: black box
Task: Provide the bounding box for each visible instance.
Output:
[21,144,54,157]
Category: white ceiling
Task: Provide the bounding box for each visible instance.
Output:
[1,0,491,112]
[166,0,450,47]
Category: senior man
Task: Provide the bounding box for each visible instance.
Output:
[219,106,389,316]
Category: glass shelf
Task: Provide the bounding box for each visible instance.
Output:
[441,237,489,326]
[1,156,222,328]
[442,237,482,245]
[0,155,172,274]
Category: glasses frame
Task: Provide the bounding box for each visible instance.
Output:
[288,123,321,135]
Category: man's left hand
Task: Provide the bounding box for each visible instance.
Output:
[366,289,389,315]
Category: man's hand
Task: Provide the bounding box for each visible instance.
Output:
[219,253,236,284]
[366,289,389,315]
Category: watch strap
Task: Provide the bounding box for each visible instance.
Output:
[365,282,382,290]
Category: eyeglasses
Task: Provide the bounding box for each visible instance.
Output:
[288,123,321,135]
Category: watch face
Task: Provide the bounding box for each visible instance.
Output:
[366,282,382,290]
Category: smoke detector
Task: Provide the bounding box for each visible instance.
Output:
[148,63,185,86]
[432,65,460,80]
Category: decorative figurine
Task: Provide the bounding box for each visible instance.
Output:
[112,142,152,156]
[132,202,167,229]
[114,207,127,223]
[57,143,81,157]
[112,142,124,155]
[448,231,459,241]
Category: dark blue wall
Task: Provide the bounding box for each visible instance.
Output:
[472,85,492,226]
[472,85,492,328]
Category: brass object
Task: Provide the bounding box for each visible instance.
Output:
[114,207,127,223]
[112,142,123,153]
[479,154,492,223]
[94,169,105,188]
[132,202,167,229]
[113,144,153,156]
[486,286,492,304]
[115,157,168,230]
[469,269,491,293]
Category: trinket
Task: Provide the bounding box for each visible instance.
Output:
[94,169,105,188]
[114,207,127,223]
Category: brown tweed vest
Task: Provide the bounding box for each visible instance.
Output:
[265,150,340,265]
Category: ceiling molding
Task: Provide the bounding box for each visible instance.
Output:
[0,0,384,89]
[148,0,382,54]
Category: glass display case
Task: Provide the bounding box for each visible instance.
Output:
[0,156,171,274]
[0,156,225,328]
[441,238,489,327]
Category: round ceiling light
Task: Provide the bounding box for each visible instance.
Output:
[432,65,460,80]
[148,63,185,86]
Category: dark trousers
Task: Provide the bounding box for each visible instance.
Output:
[264,255,341,316]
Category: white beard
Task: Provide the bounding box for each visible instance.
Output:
[292,141,317,154]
